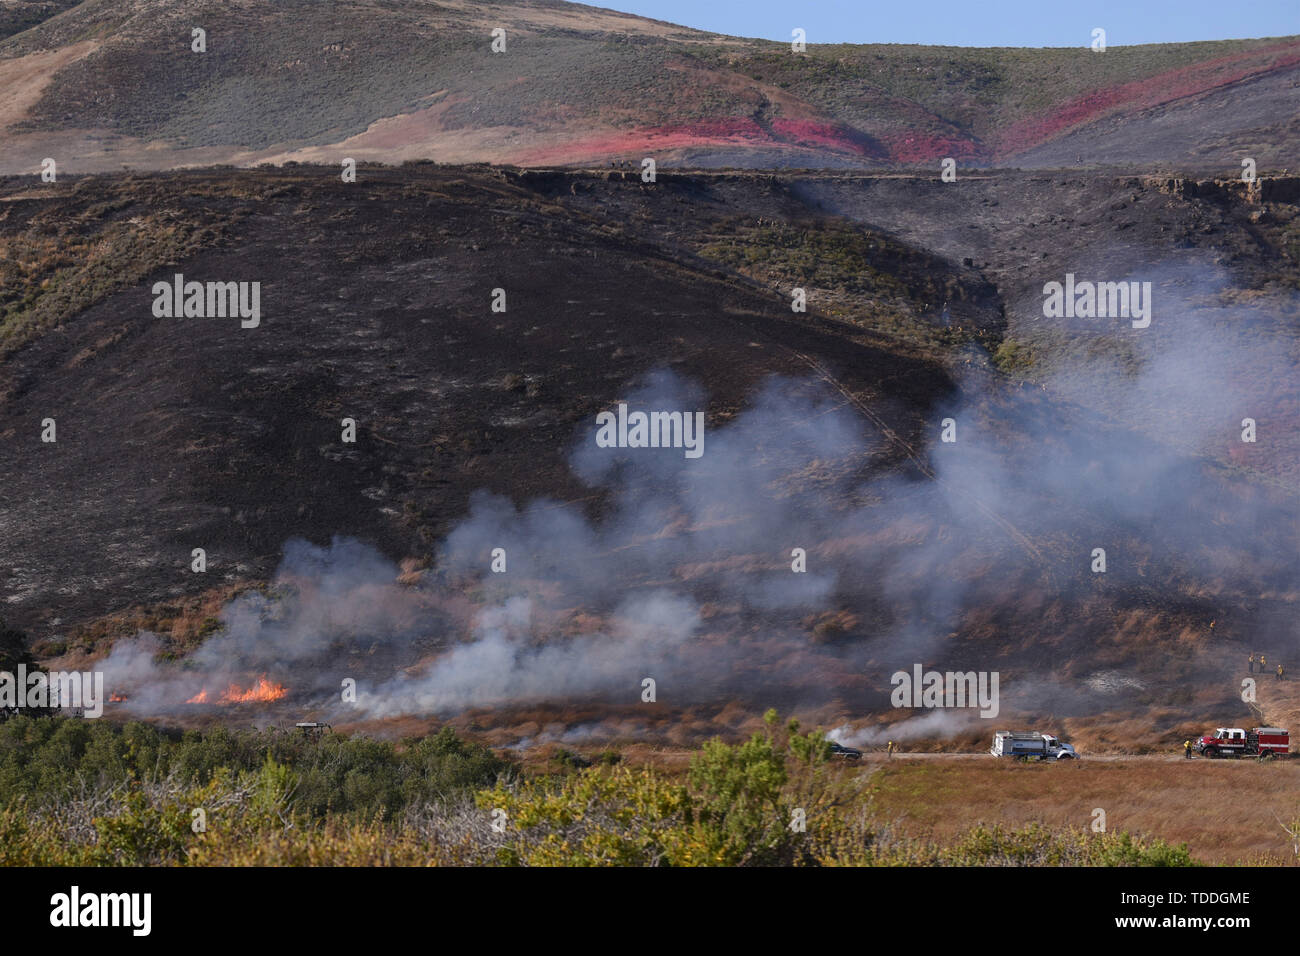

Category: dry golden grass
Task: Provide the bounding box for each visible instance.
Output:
[866,756,1300,864]
[42,581,260,665]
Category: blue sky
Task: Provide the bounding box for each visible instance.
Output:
[589,1,1300,47]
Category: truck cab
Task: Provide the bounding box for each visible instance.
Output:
[1042,735,1077,759]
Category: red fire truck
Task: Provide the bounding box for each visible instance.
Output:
[1194,727,1289,759]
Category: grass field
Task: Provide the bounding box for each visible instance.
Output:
[865,755,1300,864]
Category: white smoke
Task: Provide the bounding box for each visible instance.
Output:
[364,591,700,715]
[98,260,1300,730]
[828,710,975,747]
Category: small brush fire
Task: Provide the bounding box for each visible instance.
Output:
[186,675,288,705]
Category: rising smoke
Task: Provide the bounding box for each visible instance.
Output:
[102,262,1300,741]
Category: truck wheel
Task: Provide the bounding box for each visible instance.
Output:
[1260,752,1276,762]
[1056,754,1073,760]
[1205,748,1219,759]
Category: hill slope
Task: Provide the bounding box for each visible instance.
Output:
[1,164,1298,746]
[0,0,1296,172]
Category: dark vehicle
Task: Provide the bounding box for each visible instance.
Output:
[829,742,863,760]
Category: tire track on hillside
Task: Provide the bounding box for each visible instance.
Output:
[791,346,1049,570]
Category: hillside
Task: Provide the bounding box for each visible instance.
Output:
[1,163,1298,749]
[3,0,1300,754]
[0,0,1296,172]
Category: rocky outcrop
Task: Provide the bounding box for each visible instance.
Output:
[1150,176,1299,205]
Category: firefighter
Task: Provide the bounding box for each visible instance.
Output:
[1278,663,1285,681]
[1184,739,1192,759]
[1249,653,1256,673]
[886,740,895,759]
[1262,654,1268,672]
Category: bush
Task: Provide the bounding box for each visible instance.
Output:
[0,714,1202,866]
[993,337,1034,373]
[0,717,513,821]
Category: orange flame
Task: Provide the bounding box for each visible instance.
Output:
[186,676,287,705]
[219,675,287,704]
[109,693,129,703]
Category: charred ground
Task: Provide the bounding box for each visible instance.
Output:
[0,163,1297,750]
[0,165,967,745]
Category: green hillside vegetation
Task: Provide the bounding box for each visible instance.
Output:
[0,712,1196,866]
[696,217,998,350]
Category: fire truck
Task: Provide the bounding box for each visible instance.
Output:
[990,731,1078,761]
[1193,727,1289,759]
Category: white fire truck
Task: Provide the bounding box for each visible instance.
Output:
[990,731,1078,761]
[1193,727,1289,759]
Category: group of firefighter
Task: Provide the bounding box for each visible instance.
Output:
[1180,653,1287,758]
[1247,653,1284,680]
